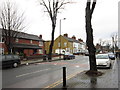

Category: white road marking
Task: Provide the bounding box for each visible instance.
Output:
[16,68,50,78]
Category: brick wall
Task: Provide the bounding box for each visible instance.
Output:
[1,37,45,56]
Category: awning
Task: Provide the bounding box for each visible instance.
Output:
[13,43,42,49]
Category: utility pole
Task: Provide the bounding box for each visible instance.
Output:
[59,18,66,59]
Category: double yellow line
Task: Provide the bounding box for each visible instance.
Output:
[43,70,82,89]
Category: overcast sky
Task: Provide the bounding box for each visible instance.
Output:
[0,0,119,44]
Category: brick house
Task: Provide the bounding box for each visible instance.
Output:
[44,33,86,54]
[0,29,45,56]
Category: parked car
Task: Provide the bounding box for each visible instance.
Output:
[63,52,75,60]
[96,54,112,69]
[1,54,21,68]
[108,53,115,60]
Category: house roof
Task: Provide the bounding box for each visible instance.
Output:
[63,36,81,43]
[0,28,44,41]
[13,43,41,49]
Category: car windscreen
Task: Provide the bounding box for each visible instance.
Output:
[6,55,13,60]
[96,54,109,59]
[108,54,115,57]
[13,55,19,59]
[1,55,5,61]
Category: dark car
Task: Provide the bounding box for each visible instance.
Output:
[63,53,75,60]
[108,53,115,60]
[1,54,21,68]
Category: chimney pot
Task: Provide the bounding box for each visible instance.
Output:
[39,35,42,39]
[78,39,83,42]
[72,35,76,40]
[64,33,68,37]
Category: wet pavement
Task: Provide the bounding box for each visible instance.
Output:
[21,56,63,65]
[52,59,119,89]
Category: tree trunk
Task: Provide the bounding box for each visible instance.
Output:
[48,23,55,61]
[85,1,97,71]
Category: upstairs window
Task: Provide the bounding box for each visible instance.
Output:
[58,43,60,47]
[39,41,43,46]
[64,42,67,47]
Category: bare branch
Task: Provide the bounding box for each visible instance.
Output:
[0,1,26,53]
[91,0,96,14]
[38,0,71,60]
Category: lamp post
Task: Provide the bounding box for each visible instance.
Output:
[59,18,66,59]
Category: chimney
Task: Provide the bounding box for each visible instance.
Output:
[39,34,42,39]
[64,33,68,37]
[72,35,76,40]
[78,38,83,42]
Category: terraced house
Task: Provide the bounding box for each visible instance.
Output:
[0,28,44,56]
[45,33,86,54]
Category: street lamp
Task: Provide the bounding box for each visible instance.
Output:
[59,18,66,59]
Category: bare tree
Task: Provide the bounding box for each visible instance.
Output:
[0,1,25,54]
[98,39,106,52]
[85,0,97,71]
[111,32,118,53]
[38,0,71,60]
[99,39,111,52]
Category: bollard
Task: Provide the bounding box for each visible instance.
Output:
[63,67,66,88]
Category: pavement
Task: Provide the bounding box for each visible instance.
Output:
[53,59,119,89]
[20,56,119,89]
[21,56,63,65]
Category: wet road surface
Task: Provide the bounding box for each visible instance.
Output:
[2,55,89,88]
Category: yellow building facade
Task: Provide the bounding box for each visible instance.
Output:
[44,41,51,54]
[44,34,86,55]
[44,34,74,54]
[53,35,74,54]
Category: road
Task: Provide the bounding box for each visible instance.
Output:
[2,55,114,88]
[2,55,89,88]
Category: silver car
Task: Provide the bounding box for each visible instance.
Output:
[96,54,112,69]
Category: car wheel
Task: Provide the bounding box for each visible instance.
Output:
[13,62,18,68]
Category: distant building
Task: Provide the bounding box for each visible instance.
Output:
[95,43,101,53]
[44,33,87,54]
[0,29,45,56]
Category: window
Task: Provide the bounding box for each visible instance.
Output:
[30,40,32,44]
[2,55,5,61]
[66,48,70,52]
[16,38,19,42]
[39,42,43,46]
[58,43,60,47]
[13,55,19,59]
[64,42,67,47]
[6,55,12,59]
[39,49,43,54]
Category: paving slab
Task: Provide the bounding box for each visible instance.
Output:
[53,59,118,89]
